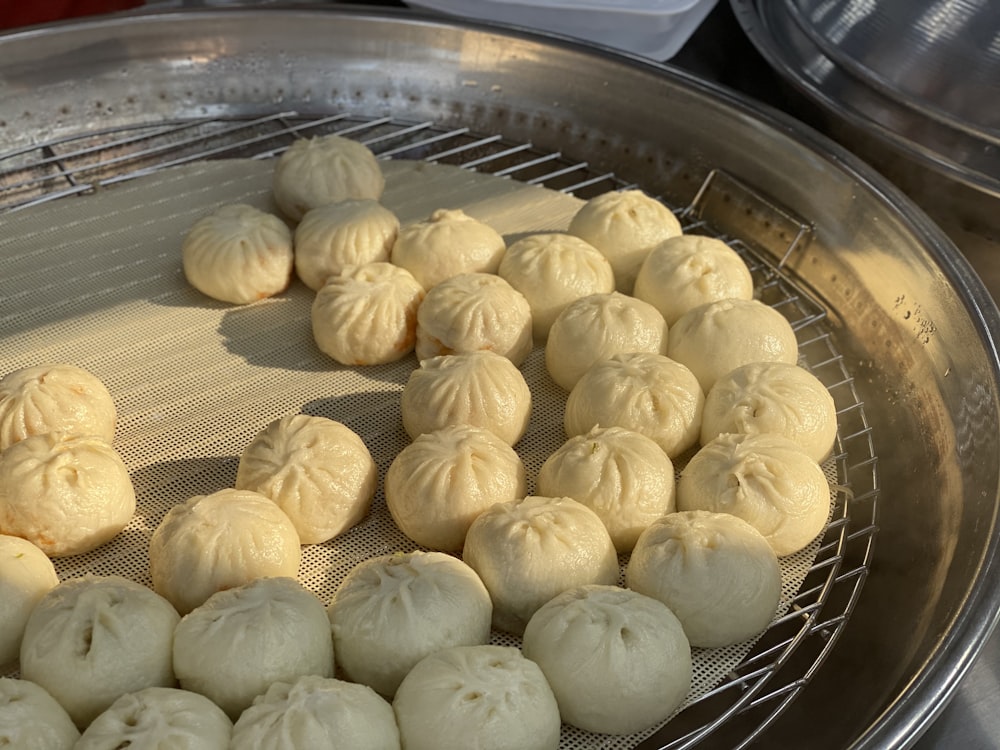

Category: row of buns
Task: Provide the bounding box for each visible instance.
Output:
[0,569,680,749]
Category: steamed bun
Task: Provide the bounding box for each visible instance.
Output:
[677,433,831,556]
[75,687,232,750]
[497,232,615,340]
[633,234,753,325]
[0,677,80,750]
[536,425,675,552]
[391,208,505,290]
[0,432,135,557]
[235,414,377,544]
[148,488,301,615]
[311,262,424,366]
[545,291,668,391]
[328,551,492,697]
[181,204,293,304]
[172,577,334,720]
[415,272,533,366]
[19,575,180,728]
[0,535,58,666]
[0,363,116,451]
[385,424,526,551]
[564,352,704,459]
[232,676,399,750]
[294,198,399,291]
[400,351,531,446]
[272,134,385,221]
[701,361,838,462]
[666,298,799,393]
[626,510,782,648]
[522,585,691,735]
[462,495,619,635]
[568,189,682,293]
[393,645,560,750]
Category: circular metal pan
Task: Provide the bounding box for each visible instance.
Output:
[2,7,1000,749]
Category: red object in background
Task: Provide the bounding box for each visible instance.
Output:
[0,0,143,30]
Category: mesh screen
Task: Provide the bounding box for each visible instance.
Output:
[0,159,830,748]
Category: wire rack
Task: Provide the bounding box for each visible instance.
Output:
[0,113,879,749]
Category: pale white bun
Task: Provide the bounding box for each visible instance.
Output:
[75,687,232,750]
[0,677,79,750]
[677,433,831,556]
[232,676,399,750]
[393,645,560,750]
[666,298,799,393]
[0,363,115,451]
[148,488,301,615]
[537,425,675,552]
[415,272,533,366]
[172,577,333,721]
[522,585,691,735]
[462,495,619,635]
[235,414,377,544]
[294,198,399,291]
[384,424,526,551]
[633,234,754,325]
[19,575,180,728]
[400,351,531,446]
[0,535,58,666]
[626,510,782,648]
[182,204,293,305]
[564,352,704,459]
[497,232,615,340]
[701,361,838,462]
[328,551,492,697]
[390,208,505,290]
[272,134,384,221]
[568,189,682,293]
[0,432,135,557]
[544,291,668,392]
[311,261,424,366]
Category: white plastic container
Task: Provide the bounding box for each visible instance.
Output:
[404,0,719,60]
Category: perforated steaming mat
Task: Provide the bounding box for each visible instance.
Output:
[0,158,832,749]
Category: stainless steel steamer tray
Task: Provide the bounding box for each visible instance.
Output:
[1,7,999,749]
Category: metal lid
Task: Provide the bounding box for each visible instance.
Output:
[733,0,1000,198]
[788,0,1000,139]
